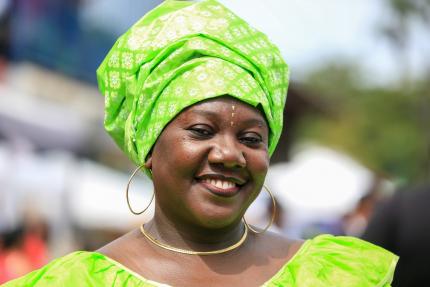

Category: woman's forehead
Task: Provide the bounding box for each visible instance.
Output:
[181,96,266,121]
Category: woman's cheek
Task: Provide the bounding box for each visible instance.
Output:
[249,151,269,177]
[174,140,207,174]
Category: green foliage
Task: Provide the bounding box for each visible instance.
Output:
[388,0,430,20]
[380,0,430,50]
[297,64,430,182]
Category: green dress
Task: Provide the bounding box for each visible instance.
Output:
[2,235,398,287]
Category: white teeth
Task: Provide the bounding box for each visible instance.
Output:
[202,178,236,190]
[215,180,223,189]
[222,181,228,189]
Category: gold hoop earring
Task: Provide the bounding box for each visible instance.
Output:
[126,165,155,215]
[243,184,276,234]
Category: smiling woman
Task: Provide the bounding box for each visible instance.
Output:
[148,98,269,231]
[1,0,398,287]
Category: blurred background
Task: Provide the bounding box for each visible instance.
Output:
[0,0,429,285]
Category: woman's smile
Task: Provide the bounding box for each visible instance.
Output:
[196,171,248,197]
[197,176,243,197]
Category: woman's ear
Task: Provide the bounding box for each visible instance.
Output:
[144,154,153,170]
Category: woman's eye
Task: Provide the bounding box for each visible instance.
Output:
[240,133,263,145]
[188,126,213,137]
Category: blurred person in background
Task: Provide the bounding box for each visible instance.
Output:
[0,228,32,283]
[0,215,49,284]
[342,192,379,237]
[2,1,398,286]
[301,177,386,239]
[363,182,430,287]
[302,192,381,239]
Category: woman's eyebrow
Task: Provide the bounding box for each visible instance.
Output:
[188,109,219,119]
[241,118,267,128]
[189,110,266,127]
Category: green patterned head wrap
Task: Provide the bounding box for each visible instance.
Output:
[97,0,289,166]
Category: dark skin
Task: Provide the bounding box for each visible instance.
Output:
[99,97,303,287]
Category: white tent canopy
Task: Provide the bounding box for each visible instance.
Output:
[68,160,154,231]
[264,145,373,237]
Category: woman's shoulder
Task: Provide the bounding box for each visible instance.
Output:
[303,234,399,270]
[1,251,85,286]
[1,250,149,287]
[268,234,399,287]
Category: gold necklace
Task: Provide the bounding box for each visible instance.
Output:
[140,223,248,256]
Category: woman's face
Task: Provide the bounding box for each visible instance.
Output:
[147,96,270,229]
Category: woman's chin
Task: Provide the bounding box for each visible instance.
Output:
[182,186,250,229]
[189,205,244,229]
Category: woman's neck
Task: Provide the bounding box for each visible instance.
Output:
[143,207,246,252]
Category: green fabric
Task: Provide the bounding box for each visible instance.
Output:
[96,0,289,166]
[2,235,398,287]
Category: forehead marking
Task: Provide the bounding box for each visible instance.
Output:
[231,105,236,127]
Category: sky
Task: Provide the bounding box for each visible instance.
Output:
[219,0,429,85]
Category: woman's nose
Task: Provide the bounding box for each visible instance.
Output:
[208,136,246,168]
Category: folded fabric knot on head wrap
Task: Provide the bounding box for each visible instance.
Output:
[97,0,289,167]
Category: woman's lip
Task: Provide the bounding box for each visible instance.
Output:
[195,174,247,186]
[198,180,240,197]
